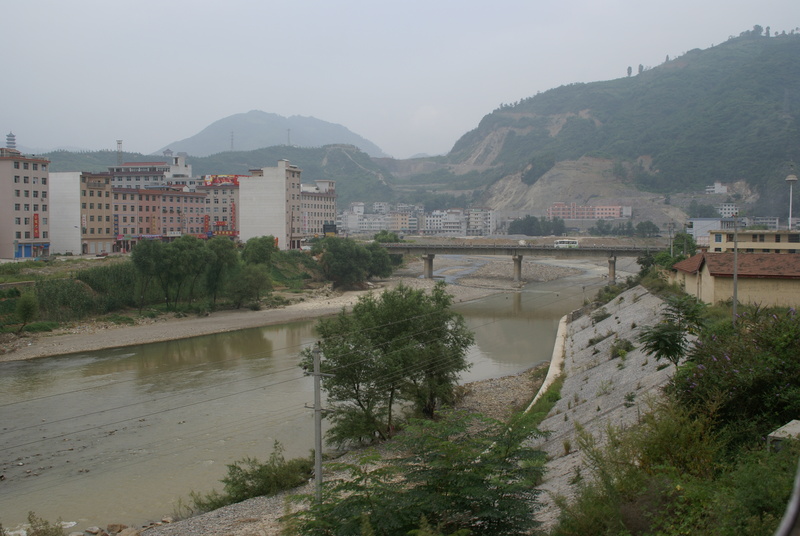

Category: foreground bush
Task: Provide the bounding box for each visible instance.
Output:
[188,442,313,513]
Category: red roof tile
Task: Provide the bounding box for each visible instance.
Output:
[672,253,705,274]
[704,252,800,279]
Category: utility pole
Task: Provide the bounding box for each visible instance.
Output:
[306,343,332,503]
[732,215,739,326]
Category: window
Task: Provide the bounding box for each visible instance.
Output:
[33,204,39,211]
[42,164,47,171]
[24,218,30,225]
[14,190,20,197]
[15,232,21,239]
[14,217,20,225]
[41,205,46,211]
[42,218,47,225]
[23,162,28,169]
[42,231,48,238]
[14,161,19,169]
[714,234,722,243]
[776,235,782,243]
[24,204,29,211]
[24,231,30,238]
[14,204,20,211]
[23,176,29,183]
[32,163,38,170]
[14,176,19,183]
[790,234,800,244]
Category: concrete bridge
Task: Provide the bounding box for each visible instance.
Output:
[382,243,656,284]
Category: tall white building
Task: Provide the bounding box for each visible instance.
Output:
[239,160,301,250]
[49,172,83,255]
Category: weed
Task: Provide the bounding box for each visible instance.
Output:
[596,380,613,396]
[624,392,636,408]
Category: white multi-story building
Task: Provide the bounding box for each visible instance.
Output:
[109,151,193,190]
[717,203,739,218]
[466,208,496,236]
[49,172,83,255]
[300,180,337,237]
[239,160,301,250]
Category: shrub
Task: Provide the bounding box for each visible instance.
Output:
[591,307,611,324]
[21,321,59,333]
[610,338,635,359]
[188,442,313,513]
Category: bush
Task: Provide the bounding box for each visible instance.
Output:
[669,307,800,450]
[21,321,59,333]
[35,279,98,322]
[610,338,635,359]
[188,442,313,513]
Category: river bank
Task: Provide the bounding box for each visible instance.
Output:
[0,257,580,363]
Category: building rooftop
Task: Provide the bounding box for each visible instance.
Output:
[673,252,800,279]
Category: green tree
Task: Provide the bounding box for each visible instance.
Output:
[638,294,707,367]
[373,230,401,243]
[302,282,474,447]
[635,220,661,238]
[226,263,272,308]
[316,237,371,289]
[286,410,544,536]
[169,235,210,305]
[365,241,394,279]
[131,239,162,312]
[15,292,39,333]
[205,237,239,305]
[672,231,697,256]
[241,235,277,266]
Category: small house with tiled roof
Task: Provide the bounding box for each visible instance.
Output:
[670,252,800,307]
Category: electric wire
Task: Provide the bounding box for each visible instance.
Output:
[0,262,623,512]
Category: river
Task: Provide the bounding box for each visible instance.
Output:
[0,257,627,533]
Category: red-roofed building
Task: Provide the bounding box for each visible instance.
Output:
[670,252,800,307]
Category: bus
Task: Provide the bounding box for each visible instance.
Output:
[554,239,579,248]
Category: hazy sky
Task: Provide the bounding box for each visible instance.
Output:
[2,1,798,159]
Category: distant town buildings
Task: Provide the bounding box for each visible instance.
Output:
[546,202,632,221]
[705,181,728,194]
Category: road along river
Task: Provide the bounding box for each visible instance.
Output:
[0,256,631,533]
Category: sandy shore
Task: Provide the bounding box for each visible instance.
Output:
[1,256,579,363]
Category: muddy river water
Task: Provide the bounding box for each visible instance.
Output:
[0,257,632,533]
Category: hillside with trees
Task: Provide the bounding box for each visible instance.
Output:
[42,27,800,219]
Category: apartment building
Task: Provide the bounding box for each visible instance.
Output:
[706,229,800,253]
[196,175,242,238]
[300,180,336,238]
[109,151,193,190]
[546,202,632,220]
[240,160,301,250]
[0,148,50,259]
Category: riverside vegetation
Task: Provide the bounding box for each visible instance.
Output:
[4,246,800,534]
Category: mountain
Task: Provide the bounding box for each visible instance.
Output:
[423,30,800,219]
[156,110,388,158]
[44,29,800,225]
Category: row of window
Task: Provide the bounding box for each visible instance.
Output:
[13,204,47,212]
[13,190,47,198]
[15,231,49,239]
[12,176,46,184]
[14,217,48,226]
[12,162,46,171]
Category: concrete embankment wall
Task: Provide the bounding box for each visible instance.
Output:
[530,285,673,530]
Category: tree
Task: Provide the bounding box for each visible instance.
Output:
[302,282,474,447]
[365,241,394,279]
[15,292,39,333]
[169,235,210,305]
[206,237,239,305]
[672,231,697,257]
[226,263,272,308]
[627,66,632,77]
[316,237,371,289]
[635,220,661,238]
[131,239,162,312]
[373,230,401,243]
[638,294,707,367]
[286,410,544,536]
[241,235,277,266]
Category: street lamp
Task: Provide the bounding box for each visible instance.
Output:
[787,173,798,230]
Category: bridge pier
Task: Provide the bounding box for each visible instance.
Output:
[608,256,616,284]
[512,255,523,284]
[422,254,436,279]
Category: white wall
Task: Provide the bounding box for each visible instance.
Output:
[49,172,82,255]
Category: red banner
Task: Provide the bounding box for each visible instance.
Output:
[33,214,39,239]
